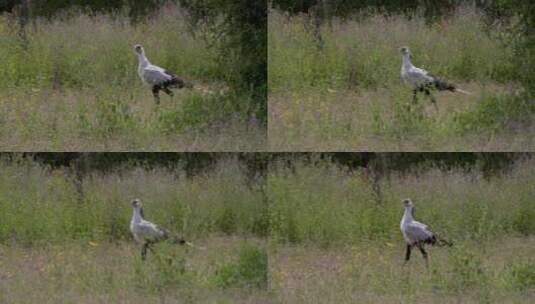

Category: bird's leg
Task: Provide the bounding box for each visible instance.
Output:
[152,85,161,105]
[417,244,429,269]
[424,88,438,111]
[141,241,157,261]
[412,89,418,104]
[147,242,156,254]
[162,87,174,97]
[141,242,149,261]
[404,244,412,265]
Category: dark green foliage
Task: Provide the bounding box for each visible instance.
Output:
[273,0,464,22]
[1,0,171,22]
[179,0,267,123]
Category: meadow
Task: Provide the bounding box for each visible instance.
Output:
[0,157,270,303]
[0,4,265,151]
[268,7,535,151]
[268,157,535,303]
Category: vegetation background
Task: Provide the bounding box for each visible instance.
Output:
[0,153,270,303]
[269,0,535,151]
[0,0,266,151]
[0,152,533,303]
[268,152,535,303]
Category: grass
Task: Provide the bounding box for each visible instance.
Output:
[0,156,268,244]
[0,5,265,151]
[268,157,535,246]
[270,237,535,303]
[0,156,271,302]
[0,237,271,303]
[268,157,535,302]
[268,7,535,151]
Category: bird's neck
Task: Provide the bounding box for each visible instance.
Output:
[132,207,143,223]
[402,53,413,70]
[402,207,414,223]
[137,52,149,68]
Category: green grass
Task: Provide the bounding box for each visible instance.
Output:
[0,5,265,151]
[0,156,268,244]
[268,157,535,302]
[214,243,268,289]
[268,158,535,246]
[0,156,270,302]
[268,7,534,151]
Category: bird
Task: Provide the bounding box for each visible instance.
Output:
[130,198,192,260]
[133,44,193,105]
[400,198,452,268]
[399,46,471,109]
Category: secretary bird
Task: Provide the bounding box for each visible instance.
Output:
[400,199,452,268]
[130,198,193,260]
[400,47,471,109]
[134,44,193,105]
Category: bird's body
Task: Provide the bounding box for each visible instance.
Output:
[400,203,436,246]
[400,199,452,268]
[130,199,188,260]
[399,47,471,109]
[130,204,168,244]
[134,44,192,104]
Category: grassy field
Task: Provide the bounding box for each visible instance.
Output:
[1,237,271,303]
[268,157,535,302]
[0,5,265,151]
[0,157,270,302]
[268,7,535,151]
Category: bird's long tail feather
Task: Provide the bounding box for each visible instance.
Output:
[454,88,472,95]
[170,236,206,250]
[436,237,453,247]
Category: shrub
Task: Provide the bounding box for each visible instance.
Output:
[214,244,268,289]
[502,261,535,292]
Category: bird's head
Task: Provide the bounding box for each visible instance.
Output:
[403,198,413,209]
[399,46,410,55]
[133,44,144,55]
[131,198,142,209]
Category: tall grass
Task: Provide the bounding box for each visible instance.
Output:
[0,5,265,151]
[268,6,534,151]
[268,7,515,93]
[0,7,216,90]
[268,157,535,246]
[0,156,267,245]
[268,157,535,303]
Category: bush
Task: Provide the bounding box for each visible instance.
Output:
[502,261,535,292]
[213,244,268,289]
[453,94,535,134]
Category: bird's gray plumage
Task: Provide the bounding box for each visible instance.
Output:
[134,44,192,104]
[130,198,187,260]
[400,199,452,268]
[399,46,471,109]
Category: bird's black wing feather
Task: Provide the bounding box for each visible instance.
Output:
[163,70,192,89]
[428,73,456,91]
